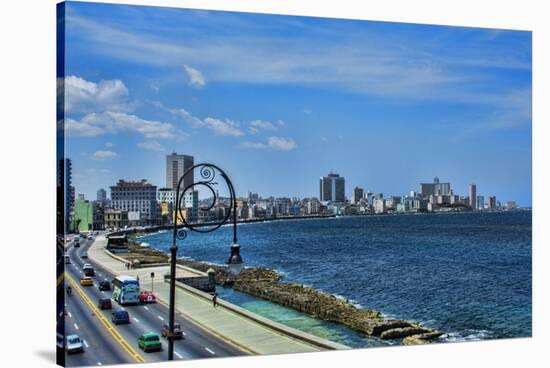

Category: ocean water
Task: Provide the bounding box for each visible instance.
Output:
[141,211,532,347]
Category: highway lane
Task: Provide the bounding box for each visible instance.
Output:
[65,282,130,367]
[66,235,246,364]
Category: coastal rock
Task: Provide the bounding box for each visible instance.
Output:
[380,327,431,340]
[362,320,413,336]
[402,331,444,345]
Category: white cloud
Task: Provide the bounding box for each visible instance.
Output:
[240,136,298,151]
[267,136,298,151]
[248,120,280,134]
[183,64,206,88]
[92,150,118,160]
[104,142,114,148]
[137,140,166,152]
[173,108,244,137]
[66,111,184,140]
[64,75,131,114]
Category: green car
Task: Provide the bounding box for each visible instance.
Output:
[138,333,162,353]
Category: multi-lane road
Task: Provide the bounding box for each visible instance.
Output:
[64,235,247,366]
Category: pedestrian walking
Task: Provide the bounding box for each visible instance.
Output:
[212,292,218,308]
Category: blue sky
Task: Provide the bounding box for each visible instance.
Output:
[62,1,532,206]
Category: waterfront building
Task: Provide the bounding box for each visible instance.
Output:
[352,187,364,204]
[74,198,93,232]
[110,179,158,226]
[374,197,386,214]
[488,196,497,209]
[306,197,321,215]
[319,172,345,202]
[420,177,451,199]
[183,189,199,222]
[477,195,485,210]
[506,201,518,210]
[97,188,107,202]
[157,188,176,203]
[469,183,477,209]
[103,208,129,230]
[166,152,194,190]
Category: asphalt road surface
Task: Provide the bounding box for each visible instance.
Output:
[64,235,247,366]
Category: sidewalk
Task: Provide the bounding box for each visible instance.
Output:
[88,235,347,355]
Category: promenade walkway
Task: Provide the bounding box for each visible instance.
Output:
[88,235,347,355]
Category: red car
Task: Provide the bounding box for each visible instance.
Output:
[139,291,156,303]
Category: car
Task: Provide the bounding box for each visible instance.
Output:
[139,291,156,304]
[74,241,80,248]
[111,309,130,325]
[98,298,112,310]
[64,255,71,264]
[83,264,95,277]
[138,333,162,353]
[80,277,93,286]
[98,281,111,291]
[66,334,84,354]
[80,251,88,259]
[161,323,184,340]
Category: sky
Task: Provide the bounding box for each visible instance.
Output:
[62,1,532,206]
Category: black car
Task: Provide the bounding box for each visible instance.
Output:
[74,241,80,248]
[98,281,111,291]
[112,310,130,325]
[98,298,112,310]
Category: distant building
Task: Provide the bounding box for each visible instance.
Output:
[374,196,386,214]
[166,152,194,190]
[320,173,345,202]
[97,188,107,202]
[104,209,129,230]
[110,179,158,226]
[477,195,485,210]
[488,196,497,209]
[420,177,451,199]
[469,184,477,209]
[352,187,364,204]
[74,198,93,232]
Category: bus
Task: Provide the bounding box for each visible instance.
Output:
[112,275,140,305]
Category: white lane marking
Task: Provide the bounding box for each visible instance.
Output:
[74,323,79,330]
[83,340,89,348]
[205,347,215,355]
[97,273,102,277]
[133,317,140,323]
[174,351,183,359]
[97,362,102,366]
[104,278,109,281]
[68,312,72,318]
[182,332,187,336]
[157,315,164,321]
[143,306,149,311]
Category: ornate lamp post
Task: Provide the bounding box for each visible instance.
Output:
[167,163,243,360]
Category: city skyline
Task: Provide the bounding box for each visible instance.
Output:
[64,2,532,206]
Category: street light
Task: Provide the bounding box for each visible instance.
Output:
[167,163,244,361]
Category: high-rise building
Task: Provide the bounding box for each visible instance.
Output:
[420,177,451,198]
[352,187,364,204]
[477,195,485,210]
[488,196,497,209]
[319,173,345,202]
[469,184,477,209]
[110,179,158,225]
[59,158,75,233]
[166,152,194,191]
[97,188,107,202]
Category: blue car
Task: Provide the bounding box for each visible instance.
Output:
[111,309,130,325]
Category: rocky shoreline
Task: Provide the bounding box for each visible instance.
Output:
[118,241,443,345]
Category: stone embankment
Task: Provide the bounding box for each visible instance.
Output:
[118,240,442,345]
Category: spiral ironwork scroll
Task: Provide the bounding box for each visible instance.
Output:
[173,163,237,242]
